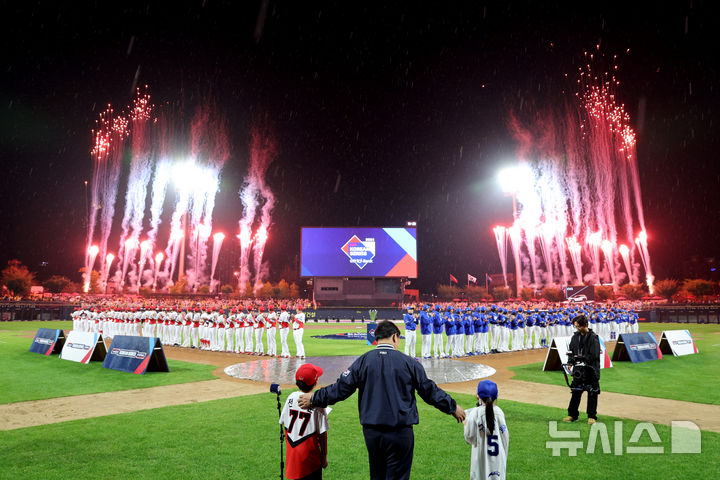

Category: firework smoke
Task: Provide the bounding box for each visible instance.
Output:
[237,120,278,294]
[496,47,653,291]
[84,90,234,293]
[87,106,128,292]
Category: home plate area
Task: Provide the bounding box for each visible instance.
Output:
[224,356,496,385]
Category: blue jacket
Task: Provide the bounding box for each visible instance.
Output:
[403,313,417,331]
[432,312,444,334]
[419,310,433,335]
[444,314,455,335]
[311,344,457,427]
[462,314,474,335]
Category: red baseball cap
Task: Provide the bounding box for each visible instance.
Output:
[295,363,323,385]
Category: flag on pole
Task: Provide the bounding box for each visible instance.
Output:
[468,273,477,284]
[449,274,458,284]
[486,273,493,284]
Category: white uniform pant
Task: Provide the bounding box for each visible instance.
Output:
[546,326,554,347]
[500,327,511,352]
[524,326,533,349]
[216,327,225,351]
[610,323,618,341]
[433,332,444,357]
[244,326,253,352]
[456,334,465,356]
[465,334,474,354]
[513,329,524,351]
[451,334,463,357]
[225,328,234,352]
[480,332,489,353]
[191,326,199,348]
[280,328,290,357]
[293,328,305,357]
[421,334,432,358]
[234,328,243,353]
[490,325,499,350]
[473,332,482,353]
[404,330,416,357]
[182,325,191,347]
[254,327,265,354]
[534,326,543,348]
[266,327,277,356]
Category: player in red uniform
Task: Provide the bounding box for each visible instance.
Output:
[280,364,328,480]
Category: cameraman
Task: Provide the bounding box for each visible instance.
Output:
[563,315,601,425]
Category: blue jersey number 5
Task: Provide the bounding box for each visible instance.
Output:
[487,435,499,456]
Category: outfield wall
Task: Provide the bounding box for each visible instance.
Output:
[2,302,719,324]
[305,307,404,322]
[0,302,76,321]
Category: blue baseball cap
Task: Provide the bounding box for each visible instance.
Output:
[476,380,498,400]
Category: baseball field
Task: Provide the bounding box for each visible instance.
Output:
[2,321,719,479]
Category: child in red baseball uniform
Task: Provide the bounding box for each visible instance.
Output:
[280,364,329,479]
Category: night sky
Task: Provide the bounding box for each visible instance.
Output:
[2,2,719,292]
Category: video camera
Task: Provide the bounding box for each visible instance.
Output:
[562,353,593,390]
[566,353,587,383]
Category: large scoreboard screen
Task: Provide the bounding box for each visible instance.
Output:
[301,227,417,278]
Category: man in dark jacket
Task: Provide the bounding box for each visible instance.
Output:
[563,314,601,425]
[298,320,465,480]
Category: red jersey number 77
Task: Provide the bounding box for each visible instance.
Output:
[287,409,312,436]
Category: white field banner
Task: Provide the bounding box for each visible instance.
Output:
[661,330,698,356]
[60,331,102,364]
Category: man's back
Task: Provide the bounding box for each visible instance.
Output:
[312,344,456,427]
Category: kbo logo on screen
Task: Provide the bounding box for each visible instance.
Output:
[342,235,375,269]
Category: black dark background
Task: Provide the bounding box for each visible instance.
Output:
[2,1,719,291]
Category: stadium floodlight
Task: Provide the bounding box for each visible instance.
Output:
[172,159,200,192]
[498,163,534,194]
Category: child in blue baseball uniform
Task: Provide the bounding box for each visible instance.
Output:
[464,380,509,480]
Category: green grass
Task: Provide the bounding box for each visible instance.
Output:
[1,391,717,480]
[0,325,217,404]
[509,323,720,405]
[3,321,719,478]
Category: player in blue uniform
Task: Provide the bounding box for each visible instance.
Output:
[419,305,434,358]
[443,307,455,358]
[403,306,417,358]
[463,308,475,356]
[432,305,445,358]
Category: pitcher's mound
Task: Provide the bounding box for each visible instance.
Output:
[224,355,496,385]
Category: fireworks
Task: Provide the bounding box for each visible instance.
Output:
[237,120,278,294]
[492,226,508,287]
[84,105,127,293]
[210,232,226,291]
[494,47,653,291]
[83,88,259,294]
